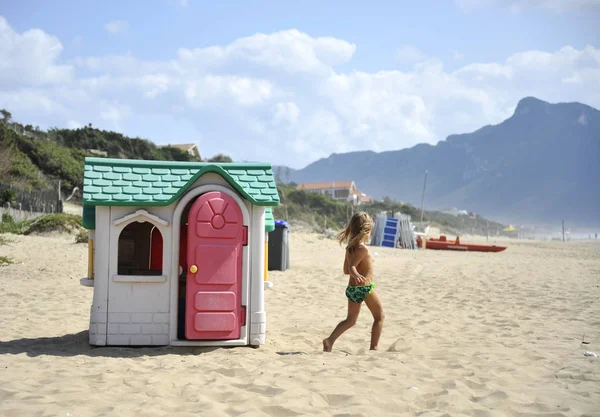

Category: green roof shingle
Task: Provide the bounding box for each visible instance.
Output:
[82,157,280,207]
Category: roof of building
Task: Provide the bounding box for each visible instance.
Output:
[354,189,372,202]
[159,143,197,151]
[296,181,354,191]
[82,157,280,207]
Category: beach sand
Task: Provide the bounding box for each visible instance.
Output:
[1,231,599,416]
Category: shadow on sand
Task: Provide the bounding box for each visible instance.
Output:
[0,331,229,358]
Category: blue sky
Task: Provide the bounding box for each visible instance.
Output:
[1,0,599,168]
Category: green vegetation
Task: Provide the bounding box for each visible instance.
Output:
[24,213,84,235]
[0,213,29,234]
[273,183,422,230]
[206,153,233,162]
[75,229,89,243]
[0,256,14,266]
[51,126,200,163]
[0,234,13,245]
[273,183,350,229]
[1,111,233,198]
[0,188,16,206]
[0,212,84,237]
[1,118,200,193]
[273,182,505,235]
[0,220,15,266]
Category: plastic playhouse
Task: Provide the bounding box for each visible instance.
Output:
[79,157,279,347]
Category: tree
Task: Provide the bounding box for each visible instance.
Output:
[0,124,14,181]
[1,109,12,123]
[206,153,233,163]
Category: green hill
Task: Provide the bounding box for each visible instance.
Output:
[0,110,216,197]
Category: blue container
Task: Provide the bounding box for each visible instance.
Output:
[274,220,289,228]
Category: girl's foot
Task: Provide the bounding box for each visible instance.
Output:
[322,338,332,352]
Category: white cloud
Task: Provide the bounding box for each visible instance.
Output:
[0,16,598,169]
[456,62,513,79]
[291,109,348,162]
[396,45,428,64]
[178,29,356,75]
[104,20,128,34]
[71,54,179,75]
[140,74,172,98]
[273,102,300,125]
[322,71,434,145]
[0,16,73,88]
[185,75,274,108]
[452,50,465,61]
[67,120,82,129]
[100,101,131,131]
[0,89,64,113]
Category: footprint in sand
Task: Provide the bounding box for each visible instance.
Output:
[411,264,424,278]
[386,338,412,353]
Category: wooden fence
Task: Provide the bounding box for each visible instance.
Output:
[0,181,63,215]
[0,205,50,223]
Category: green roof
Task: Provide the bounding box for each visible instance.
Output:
[265,208,275,233]
[82,157,280,207]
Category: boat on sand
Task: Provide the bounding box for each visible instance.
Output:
[417,235,507,253]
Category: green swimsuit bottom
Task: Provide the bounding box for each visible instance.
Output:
[345,282,376,303]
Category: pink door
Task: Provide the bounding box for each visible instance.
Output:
[185,191,247,340]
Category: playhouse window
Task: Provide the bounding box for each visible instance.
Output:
[117,222,163,276]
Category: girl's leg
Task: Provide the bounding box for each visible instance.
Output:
[364,291,384,350]
[323,301,362,352]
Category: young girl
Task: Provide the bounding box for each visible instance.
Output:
[323,212,385,352]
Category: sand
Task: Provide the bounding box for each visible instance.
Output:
[1,231,599,417]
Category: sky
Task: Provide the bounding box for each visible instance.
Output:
[0,0,599,168]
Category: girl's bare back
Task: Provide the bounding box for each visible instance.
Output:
[344,244,374,285]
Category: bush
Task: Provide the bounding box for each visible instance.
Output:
[0,256,14,266]
[0,235,13,245]
[0,214,29,234]
[0,188,16,206]
[1,213,85,235]
[23,213,83,235]
[75,228,89,243]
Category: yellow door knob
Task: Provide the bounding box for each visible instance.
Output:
[189,265,198,273]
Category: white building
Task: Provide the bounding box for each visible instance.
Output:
[296,181,372,205]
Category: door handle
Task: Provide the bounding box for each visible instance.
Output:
[189,265,198,273]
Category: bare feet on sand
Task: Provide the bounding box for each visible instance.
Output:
[322,338,332,352]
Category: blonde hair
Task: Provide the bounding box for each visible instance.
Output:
[337,212,374,250]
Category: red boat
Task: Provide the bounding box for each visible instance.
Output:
[417,235,507,253]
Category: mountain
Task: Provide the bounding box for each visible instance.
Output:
[286,97,600,226]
